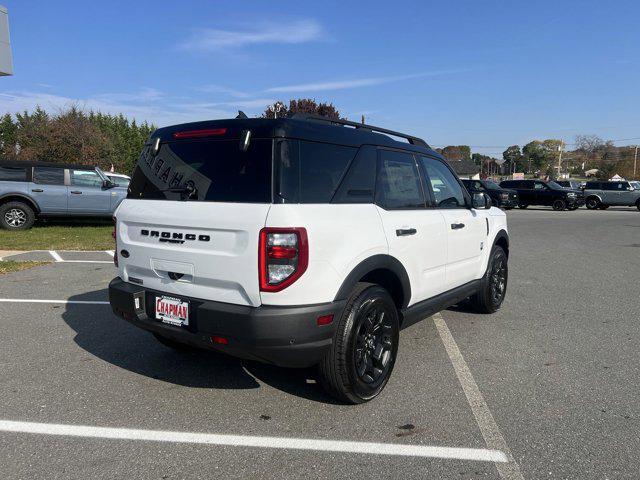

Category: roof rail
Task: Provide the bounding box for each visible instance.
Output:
[289,113,429,148]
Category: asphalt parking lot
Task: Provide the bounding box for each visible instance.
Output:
[1,207,639,479]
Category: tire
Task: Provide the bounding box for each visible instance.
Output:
[468,245,508,314]
[518,204,528,209]
[503,207,514,210]
[317,283,399,404]
[0,201,35,230]
[153,332,196,352]
[585,197,601,210]
[552,199,566,211]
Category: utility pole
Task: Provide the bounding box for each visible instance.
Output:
[634,145,638,178]
[557,140,564,178]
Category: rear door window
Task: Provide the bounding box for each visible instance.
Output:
[0,166,27,181]
[375,150,425,209]
[129,139,273,203]
[33,166,65,185]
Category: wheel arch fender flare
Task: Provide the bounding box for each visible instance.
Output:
[492,229,509,257]
[0,193,41,213]
[333,254,412,309]
[586,194,603,204]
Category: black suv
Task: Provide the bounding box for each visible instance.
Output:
[499,179,585,210]
[461,179,518,209]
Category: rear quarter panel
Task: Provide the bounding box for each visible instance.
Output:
[262,204,388,306]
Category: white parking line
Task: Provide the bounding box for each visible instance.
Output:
[0,299,109,305]
[48,251,63,262]
[433,313,525,480]
[58,260,113,264]
[0,419,508,463]
[105,250,115,257]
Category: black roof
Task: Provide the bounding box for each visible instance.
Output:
[152,116,441,158]
[0,160,97,170]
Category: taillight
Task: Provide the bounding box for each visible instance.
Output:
[259,228,308,292]
[112,216,118,267]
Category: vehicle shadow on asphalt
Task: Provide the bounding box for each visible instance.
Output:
[61,289,339,404]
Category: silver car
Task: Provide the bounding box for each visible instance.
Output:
[583,181,640,211]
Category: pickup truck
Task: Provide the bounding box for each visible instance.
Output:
[0,160,127,229]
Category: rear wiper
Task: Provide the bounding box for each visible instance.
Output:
[159,184,197,200]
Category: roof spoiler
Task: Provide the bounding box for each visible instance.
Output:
[289,113,429,148]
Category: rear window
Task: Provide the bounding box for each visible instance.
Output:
[0,166,27,182]
[128,139,273,203]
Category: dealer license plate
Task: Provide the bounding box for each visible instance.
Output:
[155,296,189,326]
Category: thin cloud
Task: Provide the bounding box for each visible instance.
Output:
[179,20,323,52]
[0,90,235,127]
[195,84,251,98]
[265,71,464,93]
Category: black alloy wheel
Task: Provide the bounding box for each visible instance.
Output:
[318,283,399,404]
[586,197,600,210]
[469,245,508,314]
[553,199,566,211]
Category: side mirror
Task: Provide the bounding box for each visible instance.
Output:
[472,192,492,209]
[103,179,114,189]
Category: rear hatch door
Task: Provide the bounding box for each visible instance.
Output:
[116,132,273,307]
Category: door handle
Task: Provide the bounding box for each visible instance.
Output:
[70,191,82,194]
[31,188,43,193]
[396,228,417,236]
[451,223,465,230]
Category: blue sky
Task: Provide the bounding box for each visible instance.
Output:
[1,0,639,157]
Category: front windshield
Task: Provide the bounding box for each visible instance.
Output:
[484,180,501,190]
[547,181,564,190]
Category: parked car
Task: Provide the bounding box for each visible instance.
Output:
[0,160,127,230]
[499,179,585,210]
[109,115,510,403]
[106,172,131,188]
[582,181,640,210]
[629,181,640,191]
[555,180,581,190]
[461,179,518,209]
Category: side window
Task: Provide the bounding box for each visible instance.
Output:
[332,145,376,203]
[0,166,27,181]
[522,181,535,189]
[33,167,64,185]
[602,183,616,191]
[418,156,466,208]
[376,150,425,209]
[299,141,356,203]
[473,181,484,191]
[71,169,103,187]
[534,182,546,190]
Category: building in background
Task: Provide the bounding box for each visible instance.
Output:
[0,5,12,76]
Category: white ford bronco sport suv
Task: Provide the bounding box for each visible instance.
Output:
[109,114,509,403]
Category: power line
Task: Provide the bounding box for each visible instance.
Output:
[432,136,640,150]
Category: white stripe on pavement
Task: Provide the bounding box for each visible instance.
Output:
[48,251,63,262]
[0,299,109,305]
[58,260,113,264]
[433,313,525,480]
[105,250,115,257]
[0,419,508,463]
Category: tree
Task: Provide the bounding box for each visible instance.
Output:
[502,145,522,172]
[439,145,471,162]
[574,134,604,155]
[262,99,341,119]
[0,113,17,158]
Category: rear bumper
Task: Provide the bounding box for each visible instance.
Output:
[108,277,344,368]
